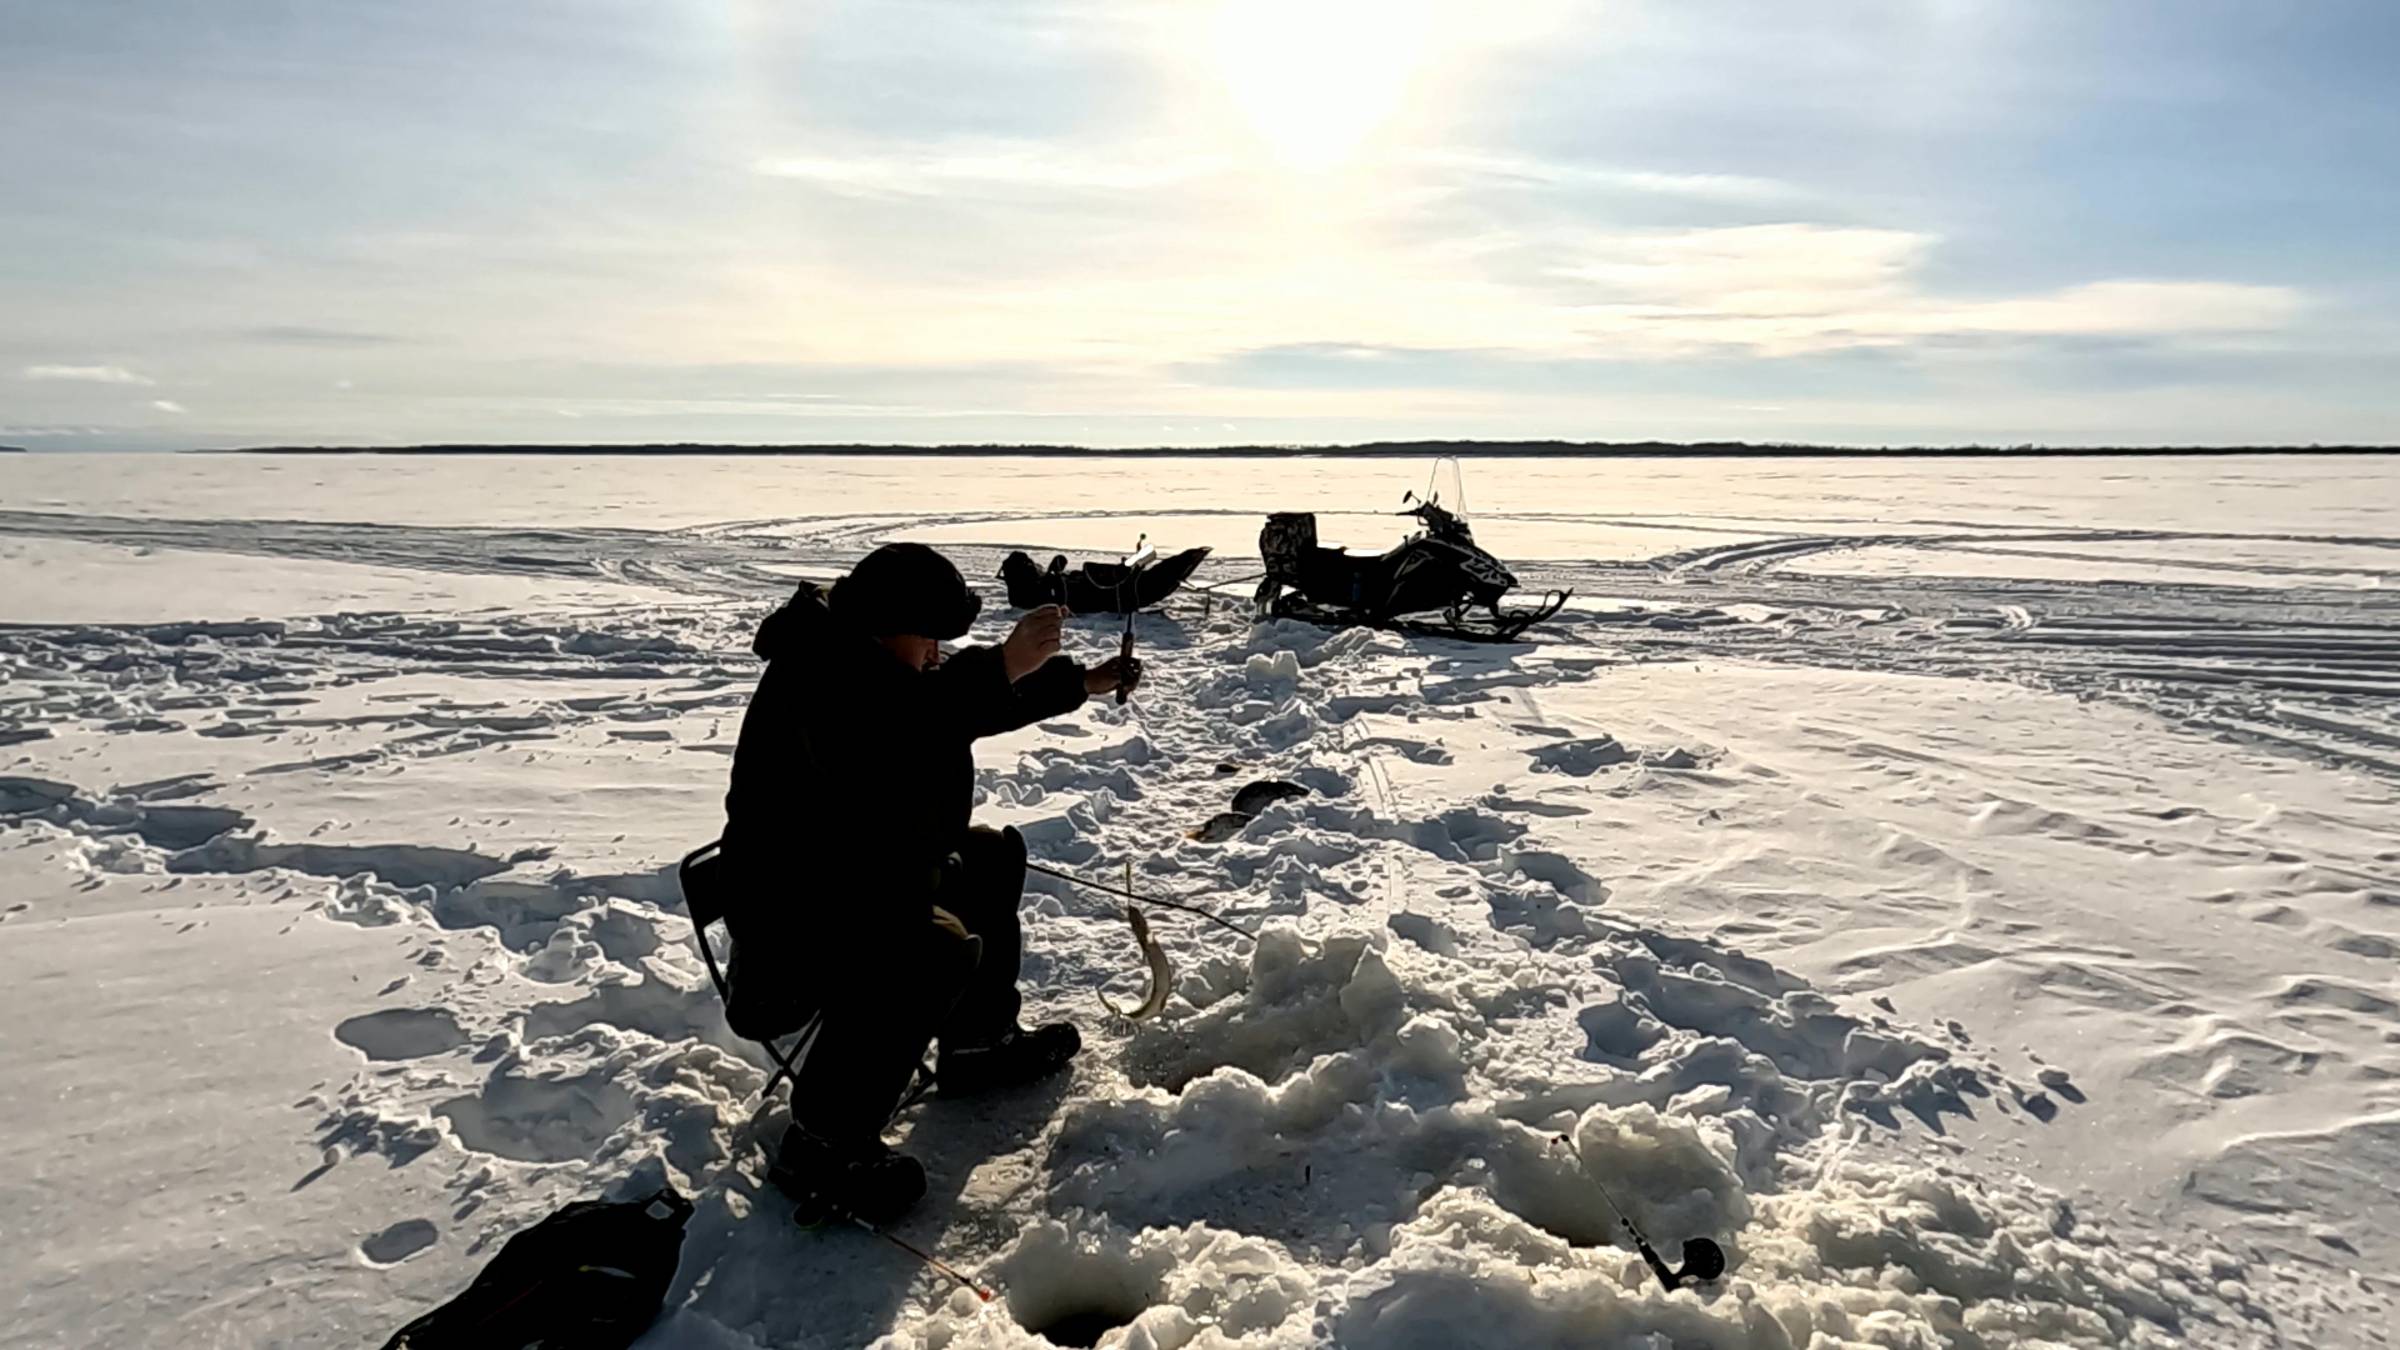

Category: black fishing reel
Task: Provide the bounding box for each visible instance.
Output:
[1634,1233,1727,1291]
[1553,1132,1729,1293]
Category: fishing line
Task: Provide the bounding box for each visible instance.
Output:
[1024,860,1259,942]
[854,1218,993,1302]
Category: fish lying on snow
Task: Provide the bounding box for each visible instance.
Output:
[1231,778,1309,815]
[1188,811,1253,844]
[1188,778,1311,843]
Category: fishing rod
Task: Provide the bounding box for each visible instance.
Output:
[1116,533,1154,708]
[1020,533,1267,944]
[1024,859,1258,942]
[1551,1133,1726,1292]
[853,1217,993,1302]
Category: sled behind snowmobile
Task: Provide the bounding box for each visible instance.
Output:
[999,545,1211,613]
[1251,494,1568,643]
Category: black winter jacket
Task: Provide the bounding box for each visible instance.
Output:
[721,582,1086,947]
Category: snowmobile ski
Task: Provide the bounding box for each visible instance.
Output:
[1262,587,1571,644]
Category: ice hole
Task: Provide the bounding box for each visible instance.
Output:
[998,1223,1168,1349]
[1023,1304,1144,1348]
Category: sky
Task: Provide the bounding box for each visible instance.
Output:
[3,0,2396,450]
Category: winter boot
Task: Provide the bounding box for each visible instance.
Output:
[935,1022,1081,1096]
[768,1124,926,1227]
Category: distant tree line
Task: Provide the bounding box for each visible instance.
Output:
[217,440,2397,458]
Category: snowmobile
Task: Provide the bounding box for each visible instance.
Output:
[1252,465,1568,642]
[998,545,1211,614]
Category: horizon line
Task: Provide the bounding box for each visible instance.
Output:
[170,439,2400,459]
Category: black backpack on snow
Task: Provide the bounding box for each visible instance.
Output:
[379,1186,694,1350]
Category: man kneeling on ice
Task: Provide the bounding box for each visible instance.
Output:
[719,542,1139,1223]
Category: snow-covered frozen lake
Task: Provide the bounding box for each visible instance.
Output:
[3,452,2396,1348]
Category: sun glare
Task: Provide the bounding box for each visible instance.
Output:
[1213,0,1435,170]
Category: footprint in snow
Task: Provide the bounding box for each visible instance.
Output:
[2314,1228,2361,1256]
[335,1008,468,1061]
[1528,735,1631,777]
[359,1218,439,1266]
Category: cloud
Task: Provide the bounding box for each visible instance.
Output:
[1560,224,1931,308]
[1522,224,2305,357]
[1185,341,1917,397]
[1186,343,1484,390]
[21,364,154,385]
[1409,150,1798,204]
[1917,281,2306,339]
[243,325,405,347]
[1189,333,2285,401]
[754,141,1795,220]
[0,425,107,438]
[151,400,188,414]
[828,212,2305,378]
[754,141,1224,197]
[540,395,1000,420]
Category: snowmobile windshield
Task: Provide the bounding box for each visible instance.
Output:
[1422,455,1469,519]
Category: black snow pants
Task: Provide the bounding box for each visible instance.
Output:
[728,825,1028,1144]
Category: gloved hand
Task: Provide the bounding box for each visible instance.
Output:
[928,904,971,943]
[1083,655,1141,697]
[1003,605,1066,682]
[927,904,984,981]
